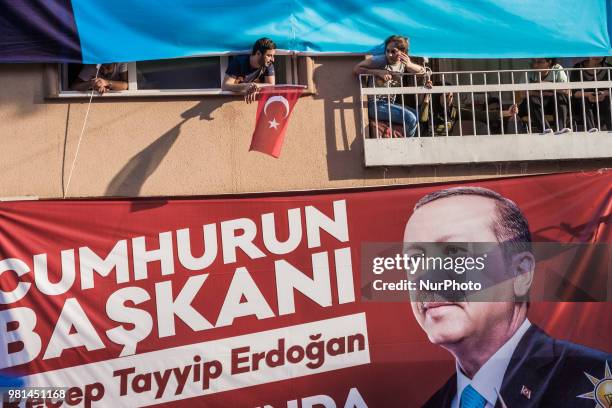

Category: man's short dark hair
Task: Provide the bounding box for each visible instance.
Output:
[414,186,532,261]
[252,38,276,55]
[384,35,409,53]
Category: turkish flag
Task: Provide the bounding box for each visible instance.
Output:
[250,86,303,158]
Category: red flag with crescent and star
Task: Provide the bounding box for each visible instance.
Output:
[250,85,304,158]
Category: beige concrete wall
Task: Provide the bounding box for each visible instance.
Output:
[0,59,609,199]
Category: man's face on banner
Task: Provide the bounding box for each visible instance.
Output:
[403,195,516,347]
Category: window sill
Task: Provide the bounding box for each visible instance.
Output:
[48,89,315,100]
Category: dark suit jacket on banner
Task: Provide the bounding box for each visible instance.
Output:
[422,325,611,408]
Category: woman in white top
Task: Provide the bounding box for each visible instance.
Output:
[353,35,428,137]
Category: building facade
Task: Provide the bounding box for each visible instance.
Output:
[1,57,610,200]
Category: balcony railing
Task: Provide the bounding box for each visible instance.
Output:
[359,67,612,166]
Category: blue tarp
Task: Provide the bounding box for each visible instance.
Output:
[1,0,611,63]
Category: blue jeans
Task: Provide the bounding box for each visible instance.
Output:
[368,99,417,137]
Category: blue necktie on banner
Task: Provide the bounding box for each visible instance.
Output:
[460,384,487,408]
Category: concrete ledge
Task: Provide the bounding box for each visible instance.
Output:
[364,132,612,166]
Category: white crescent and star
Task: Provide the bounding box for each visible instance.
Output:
[263,96,289,129]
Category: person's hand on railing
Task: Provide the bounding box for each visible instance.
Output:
[597,90,608,102]
[372,69,394,83]
[245,82,260,104]
[444,92,453,106]
[542,89,571,97]
[91,77,110,94]
[585,92,599,103]
[506,104,519,117]
[575,90,594,100]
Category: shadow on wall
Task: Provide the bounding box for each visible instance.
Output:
[312,57,365,181]
[104,99,223,198]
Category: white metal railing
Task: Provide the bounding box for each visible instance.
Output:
[359,67,612,139]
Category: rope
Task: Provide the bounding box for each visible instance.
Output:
[64,65,100,198]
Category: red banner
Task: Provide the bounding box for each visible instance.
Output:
[0,171,610,407]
